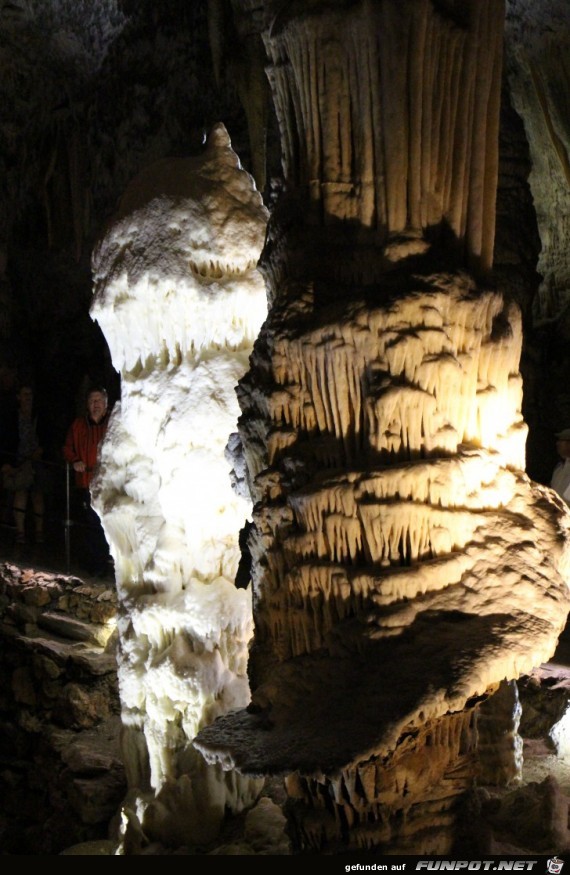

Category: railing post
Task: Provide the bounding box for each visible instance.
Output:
[64,462,71,572]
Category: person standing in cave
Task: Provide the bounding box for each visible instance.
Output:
[63,385,113,577]
[550,427,570,505]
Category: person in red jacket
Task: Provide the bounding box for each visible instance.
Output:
[63,386,112,577]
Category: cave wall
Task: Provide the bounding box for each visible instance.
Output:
[501,0,570,484]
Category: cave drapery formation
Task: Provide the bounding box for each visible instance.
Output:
[1,0,570,858]
[191,0,570,855]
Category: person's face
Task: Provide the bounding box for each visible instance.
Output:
[557,439,570,460]
[87,391,108,423]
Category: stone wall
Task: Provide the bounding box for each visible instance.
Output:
[0,562,124,855]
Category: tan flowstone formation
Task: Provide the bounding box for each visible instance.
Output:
[196,267,570,851]
[194,0,570,854]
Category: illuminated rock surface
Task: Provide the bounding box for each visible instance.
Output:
[89,122,268,849]
[194,0,570,855]
[196,271,570,778]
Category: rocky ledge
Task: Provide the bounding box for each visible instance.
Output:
[0,561,125,855]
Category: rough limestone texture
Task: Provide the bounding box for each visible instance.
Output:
[195,0,570,855]
[0,562,124,855]
[259,0,505,275]
[505,0,570,321]
[90,123,268,850]
[197,270,570,779]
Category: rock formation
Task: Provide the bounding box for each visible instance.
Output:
[0,0,569,858]
[89,122,269,851]
[504,0,570,321]
[0,562,123,854]
[194,0,570,855]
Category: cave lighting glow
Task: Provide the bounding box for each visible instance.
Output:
[550,704,570,761]
[89,123,269,849]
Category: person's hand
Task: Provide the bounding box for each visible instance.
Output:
[73,460,86,472]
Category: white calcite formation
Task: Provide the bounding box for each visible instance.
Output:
[89,123,268,849]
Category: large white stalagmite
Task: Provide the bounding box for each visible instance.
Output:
[89,123,268,849]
